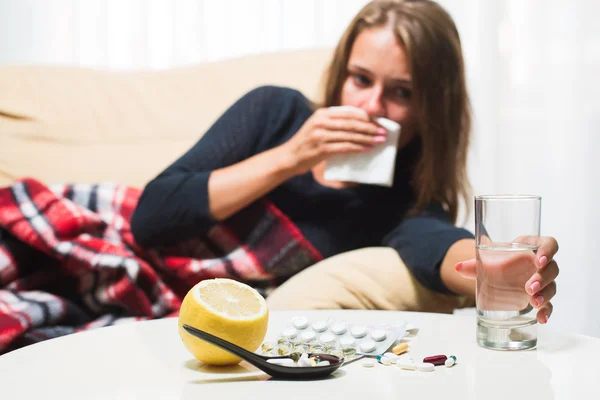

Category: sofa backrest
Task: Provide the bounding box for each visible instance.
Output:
[0,48,333,187]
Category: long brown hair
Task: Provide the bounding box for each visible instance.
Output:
[321,0,471,223]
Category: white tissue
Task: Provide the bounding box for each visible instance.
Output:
[323,106,401,187]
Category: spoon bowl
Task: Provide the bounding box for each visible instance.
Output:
[181,324,344,379]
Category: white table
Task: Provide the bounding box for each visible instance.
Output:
[1,310,598,399]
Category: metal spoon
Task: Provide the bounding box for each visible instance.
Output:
[181,324,344,379]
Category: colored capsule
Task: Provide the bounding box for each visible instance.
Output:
[342,345,357,358]
[276,343,291,356]
[261,341,274,353]
[445,355,457,367]
[392,342,409,355]
[423,354,447,366]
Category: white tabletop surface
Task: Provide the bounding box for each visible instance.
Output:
[1,309,598,399]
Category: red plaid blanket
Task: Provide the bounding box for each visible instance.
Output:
[0,178,322,354]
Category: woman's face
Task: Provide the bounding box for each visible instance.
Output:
[340,25,417,149]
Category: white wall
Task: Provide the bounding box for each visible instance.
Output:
[1,0,598,337]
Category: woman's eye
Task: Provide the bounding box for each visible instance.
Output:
[352,74,371,86]
[391,87,412,99]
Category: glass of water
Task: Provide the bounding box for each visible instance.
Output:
[474,195,541,350]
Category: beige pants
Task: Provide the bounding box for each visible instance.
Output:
[267,247,474,313]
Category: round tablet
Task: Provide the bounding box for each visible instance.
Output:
[362,359,376,368]
[331,323,347,335]
[339,336,355,346]
[281,327,297,339]
[300,330,316,342]
[359,339,376,353]
[311,320,328,332]
[319,333,336,344]
[417,362,435,372]
[291,316,308,329]
[370,329,386,342]
[351,325,367,338]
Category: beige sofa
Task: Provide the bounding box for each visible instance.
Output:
[0,49,473,313]
[0,49,333,187]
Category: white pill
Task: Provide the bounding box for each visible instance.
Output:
[312,320,328,332]
[298,353,311,367]
[406,323,416,331]
[383,352,399,362]
[292,316,308,329]
[397,355,414,363]
[396,361,417,370]
[339,336,355,346]
[300,331,316,342]
[267,358,296,367]
[317,361,331,366]
[351,325,367,338]
[378,356,392,366]
[445,358,455,367]
[331,323,347,335]
[362,359,376,368]
[370,329,387,342]
[281,327,297,339]
[417,362,435,372]
[359,339,376,353]
[319,333,336,344]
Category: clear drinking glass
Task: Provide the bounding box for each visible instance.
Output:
[474,195,541,350]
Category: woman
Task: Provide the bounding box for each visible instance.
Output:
[131,0,558,322]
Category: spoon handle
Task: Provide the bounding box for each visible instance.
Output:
[181,324,274,372]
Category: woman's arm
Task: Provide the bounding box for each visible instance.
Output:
[439,238,476,296]
[131,86,383,247]
[382,203,475,295]
[207,146,296,220]
[131,86,285,247]
[210,105,385,220]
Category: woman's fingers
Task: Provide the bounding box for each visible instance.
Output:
[455,258,477,279]
[526,260,559,295]
[323,131,386,146]
[324,142,372,155]
[536,302,553,324]
[530,281,557,309]
[322,118,385,136]
[325,105,370,121]
[536,236,559,269]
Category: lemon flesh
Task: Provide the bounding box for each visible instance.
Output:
[178,278,269,365]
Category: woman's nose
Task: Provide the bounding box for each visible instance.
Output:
[363,88,386,117]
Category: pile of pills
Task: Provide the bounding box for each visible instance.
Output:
[259,316,408,360]
[266,352,332,367]
[366,353,458,372]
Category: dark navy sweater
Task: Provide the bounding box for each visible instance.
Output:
[131,86,474,294]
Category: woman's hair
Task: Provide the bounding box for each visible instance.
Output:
[321,0,471,223]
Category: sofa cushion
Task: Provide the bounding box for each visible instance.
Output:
[0,49,333,187]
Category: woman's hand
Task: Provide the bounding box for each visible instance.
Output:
[277,106,387,175]
[455,236,559,324]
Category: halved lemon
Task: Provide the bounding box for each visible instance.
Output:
[178,278,269,365]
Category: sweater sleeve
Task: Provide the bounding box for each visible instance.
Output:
[130,85,291,247]
[382,203,474,294]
